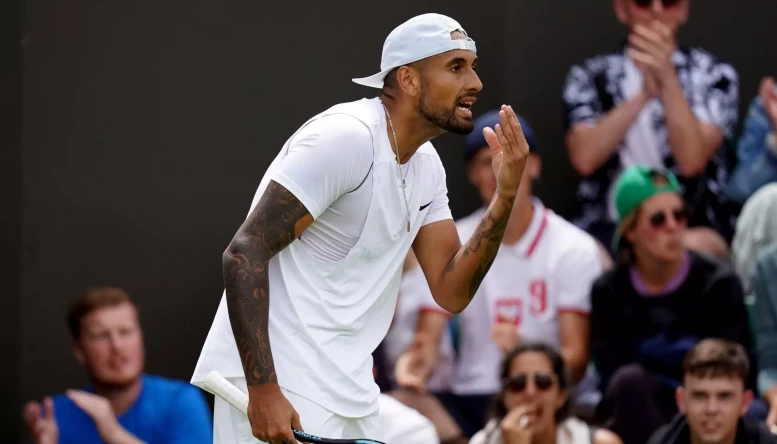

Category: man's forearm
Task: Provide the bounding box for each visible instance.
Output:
[223,248,276,386]
[568,91,650,176]
[662,77,710,176]
[221,181,312,387]
[440,193,513,312]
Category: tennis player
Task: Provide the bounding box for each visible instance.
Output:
[192,13,530,444]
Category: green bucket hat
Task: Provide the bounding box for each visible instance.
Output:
[611,166,682,251]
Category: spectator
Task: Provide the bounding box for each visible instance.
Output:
[726,77,777,205]
[394,110,606,440]
[647,338,774,443]
[590,166,754,444]
[469,343,622,444]
[22,287,212,444]
[562,0,740,258]
[751,243,777,428]
[731,183,777,295]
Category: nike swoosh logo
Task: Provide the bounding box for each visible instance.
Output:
[419,201,432,211]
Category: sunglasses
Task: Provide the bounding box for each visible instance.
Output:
[648,207,689,228]
[633,0,681,8]
[503,373,556,393]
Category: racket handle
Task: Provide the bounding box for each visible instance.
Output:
[202,372,385,444]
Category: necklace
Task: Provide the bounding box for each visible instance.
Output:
[380,100,411,232]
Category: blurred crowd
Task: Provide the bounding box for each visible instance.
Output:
[20,0,777,443]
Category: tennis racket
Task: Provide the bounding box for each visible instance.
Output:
[203,371,386,444]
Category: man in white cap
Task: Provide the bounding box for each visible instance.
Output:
[191,13,531,444]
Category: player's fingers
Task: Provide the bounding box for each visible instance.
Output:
[495,123,510,156]
[499,109,517,154]
[291,409,303,433]
[483,127,501,154]
[506,106,528,154]
[281,427,299,444]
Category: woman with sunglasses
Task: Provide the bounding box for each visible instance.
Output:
[589,166,757,444]
[470,343,622,444]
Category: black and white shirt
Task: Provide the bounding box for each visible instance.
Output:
[562,43,740,243]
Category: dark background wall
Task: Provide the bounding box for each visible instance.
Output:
[6,0,777,442]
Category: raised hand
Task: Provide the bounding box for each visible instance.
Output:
[23,397,58,444]
[394,332,436,393]
[483,105,531,200]
[500,405,538,444]
[628,21,676,86]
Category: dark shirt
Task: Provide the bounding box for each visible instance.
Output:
[591,251,752,391]
[647,413,777,444]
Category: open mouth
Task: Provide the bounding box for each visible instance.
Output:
[456,100,474,118]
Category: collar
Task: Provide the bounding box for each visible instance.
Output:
[512,198,549,258]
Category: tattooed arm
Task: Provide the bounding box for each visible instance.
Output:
[222,180,312,442]
[413,106,529,314]
[223,180,313,385]
[413,194,514,314]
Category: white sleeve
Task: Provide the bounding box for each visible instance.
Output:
[267,114,373,219]
[421,156,453,227]
[555,238,602,314]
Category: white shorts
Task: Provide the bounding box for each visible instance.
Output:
[213,377,379,444]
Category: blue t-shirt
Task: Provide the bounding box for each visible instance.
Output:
[53,374,212,444]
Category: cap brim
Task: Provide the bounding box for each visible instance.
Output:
[352,66,394,89]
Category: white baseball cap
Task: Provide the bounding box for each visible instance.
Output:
[352,13,477,89]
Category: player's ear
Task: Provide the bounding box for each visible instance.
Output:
[396,65,421,97]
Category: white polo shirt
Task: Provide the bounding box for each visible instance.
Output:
[191,98,452,417]
[418,200,602,395]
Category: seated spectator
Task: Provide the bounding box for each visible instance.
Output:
[393,111,606,440]
[591,166,754,444]
[726,77,777,205]
[469,343,622,444]
[751,243,777,428]
[647,338,774,443]
[380,251,461,443]
[22,287,212,444]
[731,183,777,295]
[562,0,740,258]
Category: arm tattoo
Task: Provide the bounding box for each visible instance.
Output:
[445,208,508,298]
[222,181,310,386]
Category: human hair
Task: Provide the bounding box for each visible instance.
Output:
[381,67,400,94]
[489,342,571,423]
[615,206,641,265]
[67,287,135,340]
[682,338,750,383]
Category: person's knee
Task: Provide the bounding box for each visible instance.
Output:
[685,227,729,258]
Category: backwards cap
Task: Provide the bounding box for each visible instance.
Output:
[352,13,477,89]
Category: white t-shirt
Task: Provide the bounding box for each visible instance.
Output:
[382,265,456,392]
[273,113,446,262]
[191,98,453,418]
[417,200,602,395]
